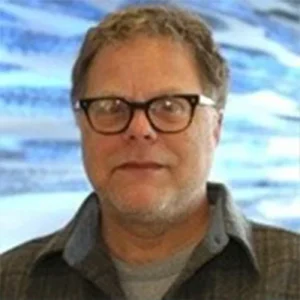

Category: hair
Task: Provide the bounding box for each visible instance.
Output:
[71,3,229,110]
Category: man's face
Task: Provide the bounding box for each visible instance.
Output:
[77,35,221,223]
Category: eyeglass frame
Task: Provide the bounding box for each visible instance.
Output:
[73,93,219,135]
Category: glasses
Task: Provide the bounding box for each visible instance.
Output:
[74,94,216,135]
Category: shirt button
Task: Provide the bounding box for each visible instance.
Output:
[214,236,221,245]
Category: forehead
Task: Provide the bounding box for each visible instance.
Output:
[84,35,203,98]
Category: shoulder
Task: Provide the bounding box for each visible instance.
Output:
[251,222,300,261]
[0,197,90,274]
[250,222,300,296]
[0,230,67,298]
[0,231,59,275]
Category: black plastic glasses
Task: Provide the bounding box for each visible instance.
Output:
[74,94,216,135]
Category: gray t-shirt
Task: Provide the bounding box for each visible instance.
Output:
[112,241,198,300]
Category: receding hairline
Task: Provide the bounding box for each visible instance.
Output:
[79,33,212,99]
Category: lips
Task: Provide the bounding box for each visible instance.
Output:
[117,162,165,170]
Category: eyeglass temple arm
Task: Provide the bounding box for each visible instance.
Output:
[200,95,224,114]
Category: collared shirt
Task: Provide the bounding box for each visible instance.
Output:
[0,182,299,300]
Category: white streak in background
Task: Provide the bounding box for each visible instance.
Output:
[0,70,70,87]
[85,0,125,12]
[214,21,300,68]
[209,158,230,185]
[249,0,300,31]
[0,135,21,149]
[256,197,300,219]
[0,2,94,36]
[267,166,300,182]
[185,4,300,67]
[227,90,299,116]
[0,160,84,170]
[268,137,300,158]
[223,91,299,133]
[0,192,88,253]
[0,117,79,140]
[246,0,299,14]
[0,50,75,84]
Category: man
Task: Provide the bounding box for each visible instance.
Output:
[1,3,299,300]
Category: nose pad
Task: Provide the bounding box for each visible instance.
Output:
[123,110,157,140]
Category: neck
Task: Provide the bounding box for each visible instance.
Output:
[101,197,211,265]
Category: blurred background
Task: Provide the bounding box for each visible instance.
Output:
[0,0,299,253]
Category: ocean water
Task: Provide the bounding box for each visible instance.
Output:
[0,0,299,253]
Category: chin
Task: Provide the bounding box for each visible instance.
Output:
[113,188,161,212]
[106,189,194,225]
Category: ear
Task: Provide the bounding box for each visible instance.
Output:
[72,108,80,127]
[213,112,223,146]
[74,111,80,127]
[74,110,85,133]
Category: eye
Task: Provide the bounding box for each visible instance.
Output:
[91,99,127,115]
[151,96,189,115]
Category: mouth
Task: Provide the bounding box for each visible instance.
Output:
[118,162,165,170]
[115,162,166,173]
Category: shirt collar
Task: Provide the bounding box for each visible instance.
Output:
[31,193,99,269]
[30,182,260,274]
[207,182,260,272]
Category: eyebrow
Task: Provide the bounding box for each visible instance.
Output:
[87,87,201,99]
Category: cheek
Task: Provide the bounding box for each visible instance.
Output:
[174,117,217,181]
[192,110,219,152]
[185,131,211,167]
[80,130,113,188]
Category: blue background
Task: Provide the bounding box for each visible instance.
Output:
[0,0,299,253]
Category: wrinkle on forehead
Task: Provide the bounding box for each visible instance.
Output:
[84,35,204,100]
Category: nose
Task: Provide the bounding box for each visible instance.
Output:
[122,110,158,142]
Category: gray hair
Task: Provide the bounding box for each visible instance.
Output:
[71,3,229,110]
